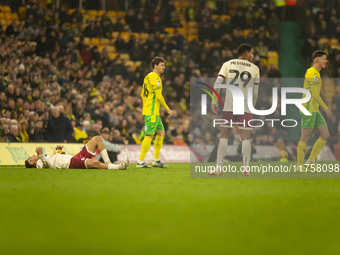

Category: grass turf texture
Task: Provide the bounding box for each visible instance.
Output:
[1,162,340,255]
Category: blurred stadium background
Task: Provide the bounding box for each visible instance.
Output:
[0,0,340,163]
[2,1,340,254]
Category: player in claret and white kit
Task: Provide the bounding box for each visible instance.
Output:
[211,43,260,176]
[25,136,129,170]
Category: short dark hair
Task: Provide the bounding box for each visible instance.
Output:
[151,56,166,69]
[237,43,253,57]
[312,50,326,60]
[25,159,36,168]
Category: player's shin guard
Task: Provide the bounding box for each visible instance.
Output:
[216,138,228,165]
[297,141,307,165]
[100,149,111,164]
[154,135,164,160]
[139,136,152,161]
[242,140,251,170]
[309,137,326,161]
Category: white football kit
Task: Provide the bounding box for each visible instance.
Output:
[215,59,260,113]
[36,154,73,169]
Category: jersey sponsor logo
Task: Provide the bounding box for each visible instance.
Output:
[157,80,161,87]
[314,76,318,82]
[81,157,85,161]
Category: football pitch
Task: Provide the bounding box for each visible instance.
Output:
[1,162,340,255]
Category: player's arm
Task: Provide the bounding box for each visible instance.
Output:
[36,147,51,168]
[212,63,227,113]
[310,85,328,110]
[154,88,169,111]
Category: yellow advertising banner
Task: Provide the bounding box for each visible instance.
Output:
[0,143,84,165]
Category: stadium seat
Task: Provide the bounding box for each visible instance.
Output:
[212,15,221,21]
[120,32,130,41]
[318,38,330,46]
[90,38,100,45]
[18,6,27,20]
[1,6,11,13]
[97,45,104,52]
[97,10,105,16]
[83,37,91,45]
[188,27,198,35]
[187,34,198,41]
[221,15,231,22]
[330,38,339,48]
[120,53,131,60]
[176,27,187,37]
[109,53,118,60]
[100,38,110,45]
[111,31,119,39]
[139,33,149,42]
[68,9,75,16]
[89,10,97,17]
[117,11,126,18]
[106,46,116,53]
[107,11,117,17]
[164,27,175,34]
[125,60,136,71]
[4,13,12,20]
[74,37,80,43]
[135,61,142,68]
[188,21,198,29]
[243,29,252,38]
[109,17,117,24]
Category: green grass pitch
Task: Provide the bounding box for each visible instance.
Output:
[1,162,340,255]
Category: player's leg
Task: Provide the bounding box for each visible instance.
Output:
[240,129,251,176]
[137,115,154,168]
[308,113,329,162]
[297,112,315,169]
[86,136,111,164]
[297,129,312,167]
[85,158,129,170]
[152,116,167,168]
[216,126,232,167]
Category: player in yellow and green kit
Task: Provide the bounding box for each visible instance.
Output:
[137,57,173,168]
[297,50,334,172]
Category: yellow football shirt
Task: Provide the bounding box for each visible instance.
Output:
[141,72,169,115]
[302,66,328,113]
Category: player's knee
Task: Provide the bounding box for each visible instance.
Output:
[157,130,165,136]
[321,134,330,141]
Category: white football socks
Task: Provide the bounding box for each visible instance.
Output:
[242,140,251,171]
[108,163,119,170]
[100,149,111,164]
[216,138,228,166]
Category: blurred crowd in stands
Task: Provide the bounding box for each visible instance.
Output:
[0,0,339,158]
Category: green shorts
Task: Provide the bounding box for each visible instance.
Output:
[144,115,164,135]
[300,111,327,129]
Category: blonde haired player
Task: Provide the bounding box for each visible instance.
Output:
[137,57,173,168]
[297,50,333,172]
[211,43,260,176]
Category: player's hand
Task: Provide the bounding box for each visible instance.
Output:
[325,108,334,119]
[55,145,64,151]
[35,147,43,155]
[167,109,173,117]
[212,104,218,114]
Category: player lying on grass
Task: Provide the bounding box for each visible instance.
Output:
[25,136,129,170]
